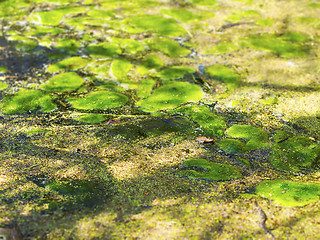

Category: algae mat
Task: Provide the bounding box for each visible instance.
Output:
[1,0,320,239]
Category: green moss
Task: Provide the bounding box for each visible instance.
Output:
[256,179,320,207]
[0,82,8,90]
[157,66,195,80]
[111,38,145,54]
[85,61,110,78]
[0,66,8,73]
[144,38,190,57]
[216,139,245,153]
[255,18,274,26]
[136,81,203,112]
[205,65,240,90]
[270,136,320,172]
[8,35,38,51]
[72,113,107,124]
[180,158,242,181]
[205,42,239,54]
[136,54,164,76]
[68,91,129,110]
[87,9,115,19]
[190,0,218,6]
[86,43,122,59]
[160,9,212,22]
[126,14,187,37]
[47,57,90,73]
[41,72,85,92]
[240,33,310,58]
[55,39,80,54]
[172,105,226,137]
[225,125,269,151]
[0,89,56,114]
[109,59,133,80]
[259,97,278,105]
[96,82,126,92]
[135,79,156,99]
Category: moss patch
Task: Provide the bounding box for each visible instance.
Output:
[157,66,195,80]
[0,82,8,90]
[86,43,122,59]
[109,59,133,80]
[205,65,240,90]
[256,179,320,207]
[41,72,85,92]
[179,158,242,181]
[0,89,56,114]
[68,91,129,110]
[144,38,190,57]
[47,57,90,73]
[137,54,164,76]
[216,139,245,154]
[136,81,203,112]
[72,113,107,124]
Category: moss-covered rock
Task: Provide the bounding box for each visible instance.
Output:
[86,43,122,59]
[216,139,245,154]
[180,158,242,181]
[47,57,90,73]
[256,179,320,207]
[136,54,164,76]
[157,66,195,80]
[109,59,133,80]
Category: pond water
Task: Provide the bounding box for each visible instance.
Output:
[0,0,320,239]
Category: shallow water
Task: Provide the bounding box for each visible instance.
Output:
[1,0,320,239]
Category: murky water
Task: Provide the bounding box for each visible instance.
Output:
[1,0,320,239]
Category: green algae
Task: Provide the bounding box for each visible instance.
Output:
[216,139,245,154]
[111,38,145,55]
[0,66,8,73]
[41,72,85,92]
[68,90,129,110]
[72,113,107,124]
[109,59,133,80]
[256,179,320,207]
[172,105,226,137]
[8,35,38,51]
[0,89,56,114]
[255,18,274,27]
[84,60,110,78]
[126,14,187,37]
[157,66,195,80]
[205,41,239,54]
[190,0,218,6]
[144,38,191,57]
[86,43,122,59]
[270,136,320,172]
[180,158,242,181]
[87,9,115,19]
[136,81,203,112]
[136,54,164,76]
[205,65,240,90]
[0,82,8,90]
[240,33,310,58]
[47,57,90,73]
[96,82,126,92]
[225,125,269,151]
[160,9,212,22]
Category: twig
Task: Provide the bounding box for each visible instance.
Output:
[254,201,276,240]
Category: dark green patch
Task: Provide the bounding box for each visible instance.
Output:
[86,43,122,59]
[180,158,242,181]
[216,139,245,154]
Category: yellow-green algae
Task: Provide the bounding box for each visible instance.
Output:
[86,43,122,59]
[256,179,320,207]
[144,38,191,57]
[109,59,133,80]
[136,54,164,76]
[205,65,241,90]
[136,81,203,112]
[157,66,195,80]
[180,158,243,181]
[110,38,145,54]
[0,89,56,114]
[160,9,213,22]
[68,90,129,110]
[47,57,90,73]
[0,82,8,90]
[72,113,108,124]
[225,125,269,151]
[41,72,85,92]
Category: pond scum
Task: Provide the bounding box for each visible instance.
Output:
[0,0,320,239]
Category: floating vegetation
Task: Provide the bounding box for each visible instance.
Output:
[270,135,320,172]
[179,158,242,181]
[157,66,195,80]
[68,91,129,110]
[136,81,203,112]
[41,72,85,92]
[0,89,56,114]
[240,32,310,58]
[86,43,122,59]
[47,57,90,73]
[172,105,226,137]
[144,38,191,57]
[205,65,240,90]
[225,125,269,151]
[255,179,320,207]
[126,14,187,37]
